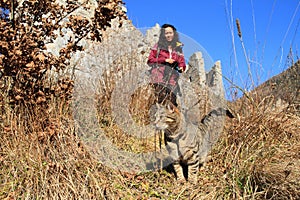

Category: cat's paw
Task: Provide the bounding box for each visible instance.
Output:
[176,177,186,185]
[188,175,198,185]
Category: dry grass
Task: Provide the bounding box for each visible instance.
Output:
[1,1,299,198]
[1,73,299,199]
[0,37,299,198]
[210,95,300,199]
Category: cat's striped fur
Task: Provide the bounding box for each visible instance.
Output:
[154,101,233,184]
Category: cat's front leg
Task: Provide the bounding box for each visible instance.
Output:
[173,162,185,183]
[187,160,199,184]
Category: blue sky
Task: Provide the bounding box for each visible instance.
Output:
[123,0,300,98]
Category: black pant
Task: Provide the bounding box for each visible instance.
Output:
[151,83,178,107]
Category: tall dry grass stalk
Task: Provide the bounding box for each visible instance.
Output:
[1,78,97,199]
[208,94,300,199]
[0,75,126,199]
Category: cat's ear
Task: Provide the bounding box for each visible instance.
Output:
[167,101,179,113]
[166,103,172,111]
[173,105,180,114]
[166,101,174,111]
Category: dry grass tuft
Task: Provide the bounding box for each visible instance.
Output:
[208,94,300,199]
[1,74,299,199]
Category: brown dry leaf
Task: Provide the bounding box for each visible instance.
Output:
[15,95,23,100]
[36,54,45,62]
[15,50,22,56]
[36,96,46,104]
[0,41,8,48]
[26,61,35,68]
[37,90,45,96]
[15,88,22,93]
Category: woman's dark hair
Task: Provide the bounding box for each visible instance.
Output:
[158,24,182,52]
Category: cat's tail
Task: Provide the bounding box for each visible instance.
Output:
[200,107,234,150]
[201,108,234,124]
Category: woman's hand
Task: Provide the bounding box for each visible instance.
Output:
[178,66,184,73]
[165,58,175,64]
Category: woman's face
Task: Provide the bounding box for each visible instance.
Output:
[164,27,174,42]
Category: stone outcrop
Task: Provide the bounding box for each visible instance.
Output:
[43,2,227,171]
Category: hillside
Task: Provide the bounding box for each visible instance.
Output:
[230,59,300,118]
[253,59,300,112]
[2,58,299,199]
[1,1,299,199]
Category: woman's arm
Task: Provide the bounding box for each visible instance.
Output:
[147,46,166,65]
[176,53,186,72]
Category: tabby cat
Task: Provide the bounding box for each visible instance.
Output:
[154,101,233,184]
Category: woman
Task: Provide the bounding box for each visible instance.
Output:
[147,24,186,106]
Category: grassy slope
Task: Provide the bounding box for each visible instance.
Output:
[0,62,299,199]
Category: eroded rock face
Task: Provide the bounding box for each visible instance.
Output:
[45,3,227,171]
[69,18,227,141]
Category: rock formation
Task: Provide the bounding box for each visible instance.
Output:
[43,3,227,171]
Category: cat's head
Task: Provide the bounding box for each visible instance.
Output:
[153,101,181,131]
